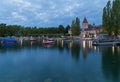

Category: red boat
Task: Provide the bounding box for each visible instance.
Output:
[30,39,37,42]
[42,39,55,45]
[29,37,37,42]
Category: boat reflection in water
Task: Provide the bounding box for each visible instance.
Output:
[1,43,16,47]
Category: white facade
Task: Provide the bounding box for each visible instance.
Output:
[82,23,88,29]
[81,17,100,38]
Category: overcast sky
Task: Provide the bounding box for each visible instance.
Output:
[0,0,108,27]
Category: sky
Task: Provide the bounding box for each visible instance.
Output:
[0,0,108,27]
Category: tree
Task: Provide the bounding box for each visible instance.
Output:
[58,25,65,34]
[0,23,7,36]
[75,17,80,35]
[71,20,76,35]
[102,0,120,36]
[102,0,112,36]
[71,17,80,36]
[112,0,120,36]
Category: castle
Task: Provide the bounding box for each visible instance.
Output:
[68,17,102,38]
[81,17,102,38]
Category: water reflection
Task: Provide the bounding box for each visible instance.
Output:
[57,40,64,52]
[56,40,96,61]
[71,42,80,61]
[0,40,95,61]
[101,46,120,82]
[81,40,94,59]
[0,40,120,82]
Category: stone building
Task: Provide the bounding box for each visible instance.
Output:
[81,17,102,38]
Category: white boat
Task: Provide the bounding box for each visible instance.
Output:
[42,38,55,45]
[92,39,120,46]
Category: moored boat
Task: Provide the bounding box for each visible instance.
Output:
[0,38,17,44]
[92,39,120,46]
[42,37,55,45]
[29,36,37,42]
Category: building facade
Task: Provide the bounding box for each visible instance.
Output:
[81,17,102,38]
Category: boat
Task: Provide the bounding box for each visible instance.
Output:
[64,38,73,43]
[29,36,37,42]
[42,38,55,45]
[0,38,17,44]
[92,39,120,46]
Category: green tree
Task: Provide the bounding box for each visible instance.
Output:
[58,25,65,34]
[71,20,76,35]
[75,17,80,35]
[112,0,120,36]
[102,0,120,36]
[71,17,80,36]
[102,0,112,36]
[0,23,7,36]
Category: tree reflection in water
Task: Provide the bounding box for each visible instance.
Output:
[71,42,80,61]
[102,46,120,82]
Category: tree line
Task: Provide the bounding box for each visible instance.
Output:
[102,0,120,36]
[0,23,71,37]
[0,17,81,37]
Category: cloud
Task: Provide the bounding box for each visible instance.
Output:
[11,12,27,21]
[0,0,108,27]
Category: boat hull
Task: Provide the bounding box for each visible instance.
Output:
[42,41,54,45]
[0,39,17,44]
[92,42,120,46]
[30,39,37,42]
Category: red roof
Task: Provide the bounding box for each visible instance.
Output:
[83,17,88,23]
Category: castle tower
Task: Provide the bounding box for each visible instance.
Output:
[82,17,88,29]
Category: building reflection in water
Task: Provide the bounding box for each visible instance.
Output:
[20,39,23,47]
[81,40,94,59]
[57,39,64,48]
[57,40,95,61]
[31,41,33,46]
[69,41,73,49]
[117,47,120,54]
[88,41,92,49]
[112,46,115,55]
[61,40,64,48]
[57,40,64,52]
[94,46,96,51]
[56,40,97,61]
[83,40,86,49]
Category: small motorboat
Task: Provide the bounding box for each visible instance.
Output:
[0,38,17,44]
[0,37,17,47]
[42,38,55,45]
[29,36,37,42]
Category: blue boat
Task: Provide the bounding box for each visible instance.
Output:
[0,37,17,44]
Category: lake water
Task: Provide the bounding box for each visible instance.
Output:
[0,40,120,82]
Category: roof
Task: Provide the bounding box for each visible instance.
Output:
[83,17,88,23]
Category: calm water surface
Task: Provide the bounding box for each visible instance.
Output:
[0,40,120,82]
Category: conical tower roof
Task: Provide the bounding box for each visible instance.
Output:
[83,17,88,23]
